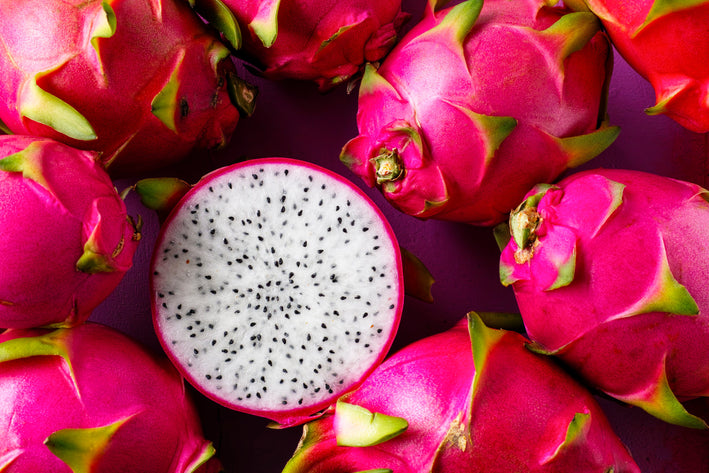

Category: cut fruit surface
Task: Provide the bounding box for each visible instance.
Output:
[151,158,404,426]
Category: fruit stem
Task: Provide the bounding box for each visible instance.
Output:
[508,189,548,264]
[372,149,404,184]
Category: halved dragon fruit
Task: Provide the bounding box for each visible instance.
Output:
[0,322,220,473]
[0,0,254,176]
[499,168,709,429]
[569,0,709,133]
[0,135,140,329]
[192,0,409,91]
[150,158,404,427]
[341,0,618,225]
[283,313,641,472]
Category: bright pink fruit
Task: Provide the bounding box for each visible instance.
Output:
[574,0,709,133]
[500,168,709,429]
[0,322,220,473]
[150,158,403,427]
[208,0,409,91]
[0,0,251,176]
[341,0,618,226]
[283,313,640,472]
[0,135,140,329]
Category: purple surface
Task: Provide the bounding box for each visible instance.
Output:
[93,1,709,471]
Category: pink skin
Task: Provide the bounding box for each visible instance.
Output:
[341,0,618,226]
[500,168,709,428]
[150,157,404,427]
[0,135,139,329]
[0,0,240,176]
[578,0,709,133]
[0,322,220,473]
[283,315,640,472]
[223,0,409,91]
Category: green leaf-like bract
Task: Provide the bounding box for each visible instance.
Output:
[45,417,133,473]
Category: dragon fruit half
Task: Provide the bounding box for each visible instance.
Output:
[0,135,140,329]
[0,322,221,473]
[194,0,409,91]
[568,0,709,133]
[0,0,253,176]
[282,313,640,472]
[499,168,709,429]
[150,158,403,427]
[341,0,619,226]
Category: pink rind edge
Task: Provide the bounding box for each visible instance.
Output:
[149,157,405,427]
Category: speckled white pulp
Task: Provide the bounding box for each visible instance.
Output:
[152,160,402,414]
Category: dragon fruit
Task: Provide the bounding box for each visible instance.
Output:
[0,135,140,329]
[0,322,221,473]
[282,312,641,472]
[193,0,409,91]
[0,0,254,176]
[150,158,403,427]
[499,168,709,429]
[568,0,709,133]
[340,0,619,226]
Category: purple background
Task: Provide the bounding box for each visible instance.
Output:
[96,1,709,471]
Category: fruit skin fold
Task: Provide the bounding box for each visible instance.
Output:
[341,0,619,226]
[0,135,140,329]
[0,0,248,176]
[499,169,709,429]
[572,0,709,133]
[282,313,640,472]
[0,323,221,473]
[202,0,410,91]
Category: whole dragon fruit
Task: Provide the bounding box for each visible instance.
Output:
[0,135,140,329]
[568,0,709,133]
[282,313,640,472]
[499,168,709,429]
[340,0,619,226]
[0,322,221,473]
[0,0,253,176]
[193,0,409,91]
[150,158,403,427]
